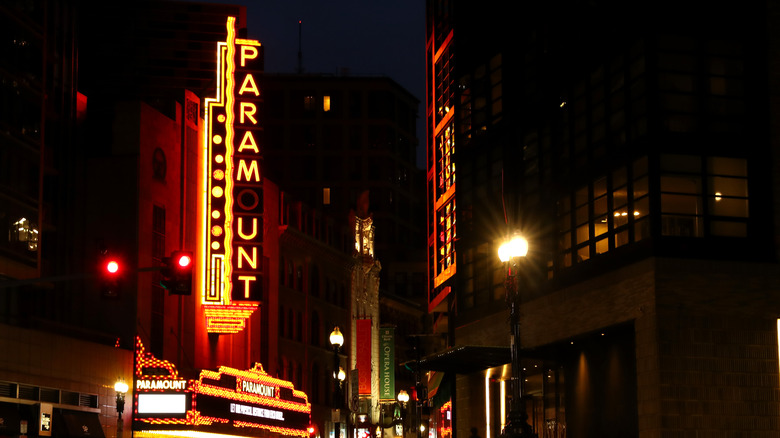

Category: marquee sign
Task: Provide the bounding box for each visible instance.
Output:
[133,337,311,437]
[200,15,264,334]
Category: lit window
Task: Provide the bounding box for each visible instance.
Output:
[437,199,456,279]
[436,123,456,199]
[11,217,38,251]
[304,96,315,111]
[323,96,331,112]
[660,154,748,237]
[355,216,374,257]
[323,188,331,205]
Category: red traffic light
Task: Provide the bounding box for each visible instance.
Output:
[177,253,192,268]
[161,250,194,295]
[106,260,120,274]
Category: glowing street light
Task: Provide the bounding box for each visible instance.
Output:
[497,233,533,438]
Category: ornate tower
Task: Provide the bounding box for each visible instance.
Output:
[349,192,382,425]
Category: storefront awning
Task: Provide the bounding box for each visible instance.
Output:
[418,345,510,374]
[57,411,105,438]
[0,402,21,437]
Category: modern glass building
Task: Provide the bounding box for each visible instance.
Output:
[424,1,780,437]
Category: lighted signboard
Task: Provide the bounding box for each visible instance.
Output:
[133,337,311,437]
[200,15,264,333]
[379,327,395,400]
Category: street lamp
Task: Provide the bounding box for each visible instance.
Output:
[397,390,409,438]
[114,379,129,419]
[114,379,129,438]
[331,327,345,438]
[497,233,534,438]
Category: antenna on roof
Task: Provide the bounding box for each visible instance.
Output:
[297,20,303,74]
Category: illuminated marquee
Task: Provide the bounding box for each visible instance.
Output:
[201,16,264,333]
[133,337,311,437]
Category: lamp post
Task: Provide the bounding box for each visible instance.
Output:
[497,234,534,438]
[397,390,409,438]
[330,327,345,438]
[114,379,129,438]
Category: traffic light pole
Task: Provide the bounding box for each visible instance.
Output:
[0,266,164,289]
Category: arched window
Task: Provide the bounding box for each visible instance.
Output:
[279,305,286,337]
[287,309,294,340]
[311,312,320,346]
[296,266,304,291]
[296,311,303,342]
[311,363,321,404]
[310,265,320,297]
[280,256,286,286]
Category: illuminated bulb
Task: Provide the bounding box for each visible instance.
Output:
[106,261,119,274]
[621,212,628,216]
[211,241,220,250]
[634,211,640,216]
[213,134,223,144]
[212,187,224,198]
[212,210,221,219]
[114,380,129,394]
[498,234,529,262]
[177,254,192,268]
[614,212,621,217]
[218,114,226,123]
[715,191,722,201]
[215,155,224,164]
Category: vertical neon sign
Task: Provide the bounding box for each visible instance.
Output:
[201,17,263,333]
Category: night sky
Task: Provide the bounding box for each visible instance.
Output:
[204,0,427,168]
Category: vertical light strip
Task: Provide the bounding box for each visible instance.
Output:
[201,39,227,306]
[500,379,506,432]
[223,16,236,302]
[484,372,491,438]
[776,319,780,377]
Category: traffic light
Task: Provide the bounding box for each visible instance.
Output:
[99,252,122,298]
[161,250,193,295]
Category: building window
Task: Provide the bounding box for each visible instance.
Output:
[436,123,455,200]
[436,199,456,283]
[556,156,649,270]
[311,311,320,346]
[435,45,455,125]
[323,187,331,205]
[304,96,315,111]
[323,95,331,112]
[279,306,286,338]
[660,154,748,237]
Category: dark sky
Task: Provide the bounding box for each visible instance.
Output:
[209,0,427,168]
